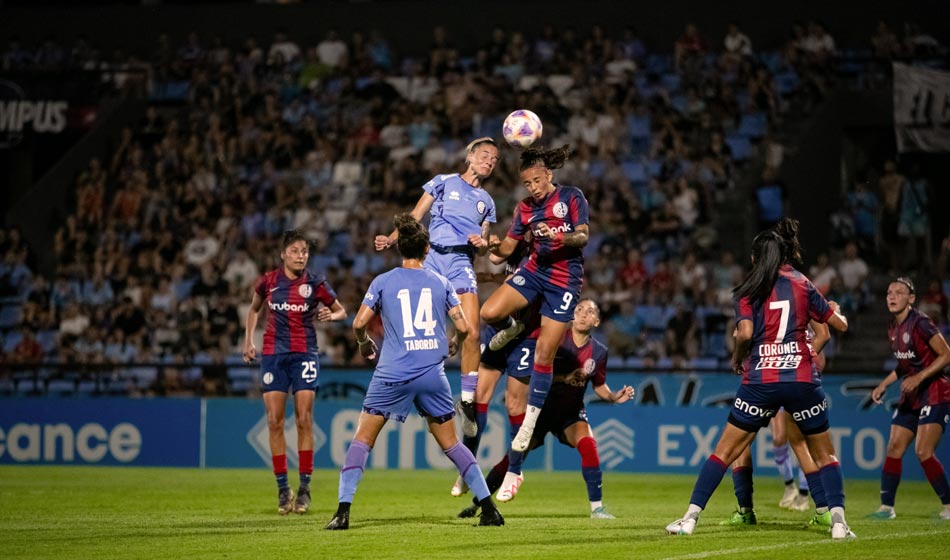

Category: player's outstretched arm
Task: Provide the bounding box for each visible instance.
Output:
[376,192,436,251]
[317,300,347,322]
[594,383,635,404]
[488,235,519,259]
[825,300,848,332]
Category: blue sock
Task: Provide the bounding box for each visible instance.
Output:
[732,466,754,509]
[445,442,490,501]
[338,440,371,503]
[508,413,525,474]
[582,466,603,502]
[689,455,729,509]
[300,473,312,489]
[818,462,845,509]
[774,443,794,483]
[276,473,289,490]
[805,471,827,508]
[526,363,553,408]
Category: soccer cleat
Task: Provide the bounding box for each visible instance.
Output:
[719,508,756,526]
[940,505,950,520]
[591,506,615,519]
[511,424,534,452]
[478,506,505,526]
[831,522,856,539]
[277,487,295,515]
[456,399,478,438]
[779,483,798,508]
[451,475,469,497]
[867,506,896,520]
[325,511,350,531]
[458,504,479,518]
[809,511,833,528]
[790,493,810,512]
[666,513,698,535]
[496,471,524,502]
[293,487,311,514]
[488,320,524,351]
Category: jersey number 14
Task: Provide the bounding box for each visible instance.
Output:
[396,288,437,338]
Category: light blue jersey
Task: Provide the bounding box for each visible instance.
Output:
[361,267,461,382]
[423,174,496,247]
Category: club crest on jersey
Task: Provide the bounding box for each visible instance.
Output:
[298,284,312,298]
[476,200,486,215]
[902,332,910,344]
[553,201,569,218]
[583,358,596,374]
[263,372,274,385]
[513,275,526,286]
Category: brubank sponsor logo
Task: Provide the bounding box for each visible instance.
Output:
[0,422,141,463]
[269,301,309,312]
[533,223,572,237]
[894,350,917,360]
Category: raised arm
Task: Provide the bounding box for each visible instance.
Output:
[375,192,435,251]
[594,382,635,404]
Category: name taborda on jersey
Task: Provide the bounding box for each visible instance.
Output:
[405,338,439,351]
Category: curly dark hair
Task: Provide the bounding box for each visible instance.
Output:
[772,217,803,265]
[519,144,572,172]
[281,229,308,251]
[393,213,429,260]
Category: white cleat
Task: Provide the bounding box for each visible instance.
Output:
[450,475,469,497]
[779,484,798,508]
[790,493,811,512]
[488,321,524,351]
[496,471,524,502]
[591,506,615,519]
[831,522,856,539]
[666,515,697,535]
[939,505,950,520]
[511,424,534,452]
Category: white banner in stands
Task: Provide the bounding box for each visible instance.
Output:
[893,62,950,152]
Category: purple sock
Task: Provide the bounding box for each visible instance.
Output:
[461,374,478,395]
[689,455,729,509]
[445,442,490,501]
[819,461,845,509]
[731,466,754,509]
[774,443,794,483]
[338,440,371,503]
[805,471,827,508]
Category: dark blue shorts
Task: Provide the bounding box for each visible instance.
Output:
[480,329,535,379]
[534,404,589,447]
[362,362,455,423]
[260,352,320,393]
[728,382,830,435]
[892,402,950,434]
[506,267,580,322]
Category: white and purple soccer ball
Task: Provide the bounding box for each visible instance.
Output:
[502,109,542,149]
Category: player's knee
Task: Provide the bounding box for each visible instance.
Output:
[915,448,935,463]
[267,413,285,432]
[295,411,313,431]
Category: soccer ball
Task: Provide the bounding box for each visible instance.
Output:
[502,109,542,148]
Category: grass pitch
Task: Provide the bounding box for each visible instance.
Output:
[0,466,947,559]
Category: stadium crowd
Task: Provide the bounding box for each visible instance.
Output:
[0,19,946,395]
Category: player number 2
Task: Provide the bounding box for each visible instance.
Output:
[768,300,790,343]
[396,288,437,338]
[519,347,531,369]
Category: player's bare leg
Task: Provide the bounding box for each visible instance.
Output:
[457,293,481,437]
[293,389,316,514]
[512,317,570,452]
[264,391,294,514]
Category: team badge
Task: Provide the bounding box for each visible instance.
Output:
[263,372,274,385]
[553,201,569,218]
[902,332,910,344]
[583,358,596,374]
[298,284,312,298]
[513,275,526,286]
[476,200,486,215]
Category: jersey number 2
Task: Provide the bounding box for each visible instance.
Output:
[396,288,437,338]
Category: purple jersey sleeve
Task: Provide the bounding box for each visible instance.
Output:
[422,174,445,197]
[444,275,461,309]
[362,276,383,314]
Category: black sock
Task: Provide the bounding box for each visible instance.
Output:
[489,316,514,331]
[336,502,351,515]
[478,496,497,512]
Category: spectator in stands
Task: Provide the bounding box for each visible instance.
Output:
[918,279,949,325]
[871,21,903,59]
[665,303,699,360]
[846,176,878,257]
[674,23,707,73]
[721,22,753,69]
[10,327,42,364]
[837,242,869,310]
[899,164,932,272]
[753,167,787,231]
[878,159,905,273]
[809,252,838,295]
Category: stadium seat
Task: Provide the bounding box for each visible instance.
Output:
[587,159,606,179]
[737,112,768,138]
[621,160,648,185]
[661,73,681,92]
[0,303,22,329]
[725,134,751,161]
[2,330,23,353]
[669,94,687,114]
[47,378,77,396]
[774,71,800,95]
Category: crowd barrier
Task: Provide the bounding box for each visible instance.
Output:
[2,372,947,479]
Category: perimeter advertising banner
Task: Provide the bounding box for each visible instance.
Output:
[2,373,947,480]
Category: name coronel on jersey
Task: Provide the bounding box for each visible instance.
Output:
[532,222,573,238]
[268,301,310,313]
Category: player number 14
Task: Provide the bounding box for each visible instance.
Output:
[396,288,438,338]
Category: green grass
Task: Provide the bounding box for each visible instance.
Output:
[1,466,948,559]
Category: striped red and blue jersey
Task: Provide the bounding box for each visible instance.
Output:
[888,307,950,408]
[735,265,832,384]
[547,329,608,408]
[254,268,337,355]
[507,185,589,289]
